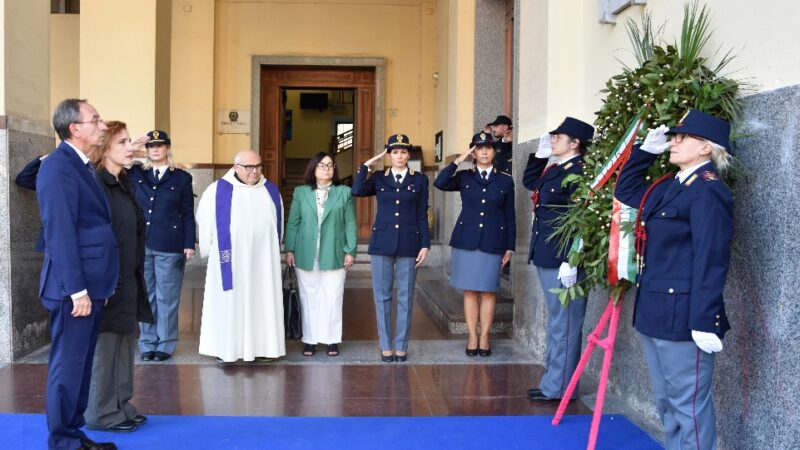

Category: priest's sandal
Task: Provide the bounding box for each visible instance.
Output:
[327,343,339,357]
[302,344,317,357]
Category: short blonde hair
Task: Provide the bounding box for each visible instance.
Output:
[708,141,732,173]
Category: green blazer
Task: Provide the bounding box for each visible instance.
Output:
[284,184,357,271]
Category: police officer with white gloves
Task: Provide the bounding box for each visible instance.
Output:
[614,109,734,450]
[522,117,593,402]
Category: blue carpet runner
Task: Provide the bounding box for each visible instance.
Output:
[0,414,662,449]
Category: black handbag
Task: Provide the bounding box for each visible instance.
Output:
[282,266,303,339]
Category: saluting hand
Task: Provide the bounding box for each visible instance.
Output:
[534,132,552,158]
[132,135,149,158]
[415,248,429,269]
[640,125,670,154]
[500,250,512,269]
[454,146,475,165]
[362,150,387,168]
[502,129,513,143]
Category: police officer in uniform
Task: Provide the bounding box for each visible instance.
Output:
[523,117,593,402]
[352,134,430,363]
[614,109,733,450]
[489,115,513,174]
[434,132,515,357]
[129,130,196,362]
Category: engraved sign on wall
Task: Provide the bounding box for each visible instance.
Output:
[218,109,250,134]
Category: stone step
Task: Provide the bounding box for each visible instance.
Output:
[416,278,513,336]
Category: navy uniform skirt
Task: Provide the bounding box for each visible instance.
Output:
[449,248,502,292]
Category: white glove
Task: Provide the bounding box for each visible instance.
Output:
[534,132,553,158]
[640,125,670,154]
[691,330,723,354]
[557,262,578,288]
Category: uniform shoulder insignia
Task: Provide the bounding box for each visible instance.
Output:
[563,162,574,170]
[499,170,512,177]
[701,171,718,181]
[685,174,699,186]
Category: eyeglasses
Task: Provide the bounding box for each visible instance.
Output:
[671,133,705,144]
[316,163,336,170]
[74,118,105,126]
[237,163,263,173]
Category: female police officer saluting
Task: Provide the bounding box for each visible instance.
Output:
[434,132,515,357]
[614,109,733,450]
[352,134,430,363]
[522,117,593,402]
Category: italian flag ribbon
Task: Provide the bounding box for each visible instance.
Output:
[571,114,644,284]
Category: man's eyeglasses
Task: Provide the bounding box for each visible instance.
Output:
[671,133,705,144]
[74,118,105,126]
[317,163,336,170]
[237,163,263,173]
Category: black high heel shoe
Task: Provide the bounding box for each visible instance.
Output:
[478,348,492,357]
[381,352,395,363]
[465,347,478,357]
[395,352,407,362]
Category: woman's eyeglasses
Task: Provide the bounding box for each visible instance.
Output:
[317,163,336,170]
[671,133,705,143]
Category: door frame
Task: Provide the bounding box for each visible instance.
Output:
[250,56,386,238]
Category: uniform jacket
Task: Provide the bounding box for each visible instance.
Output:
[96,170,154,332]
[434,162,515,255]
[615,146,733,341]
[129,164,196,253]
[15,156,46,252]
[283,184,358,271]
[352,165,431,257]
[523,154,584,268]
[37,141,120,300]
[493,140,513,174]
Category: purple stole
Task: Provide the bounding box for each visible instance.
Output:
[215,178,282,291]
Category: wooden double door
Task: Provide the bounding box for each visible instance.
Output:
[259,66,376,238]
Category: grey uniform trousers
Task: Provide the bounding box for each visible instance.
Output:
[536,266,587,399]
[640,334,717,450]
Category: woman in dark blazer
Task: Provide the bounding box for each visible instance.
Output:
[434,132,515,357]
[614,109,733,449]
[284,152,357,357]
[84,121,154,432]
[129,130,196,362]
[522,117,593,402]
[352,134,430,362]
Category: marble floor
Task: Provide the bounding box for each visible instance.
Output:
[1,266,590,418]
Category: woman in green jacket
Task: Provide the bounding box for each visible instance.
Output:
[284,152,357,357]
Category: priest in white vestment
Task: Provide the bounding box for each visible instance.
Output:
[196,150,286,362]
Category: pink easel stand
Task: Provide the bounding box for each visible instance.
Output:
[552,293,624,450]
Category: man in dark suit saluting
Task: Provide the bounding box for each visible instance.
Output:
[38,99,120,450]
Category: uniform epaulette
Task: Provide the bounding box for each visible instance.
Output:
[498,170,512,177]
[701,171,718,181]
[563,162,574,170]
[685,173,699,186]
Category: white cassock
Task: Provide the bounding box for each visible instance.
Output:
[196,168,286,361]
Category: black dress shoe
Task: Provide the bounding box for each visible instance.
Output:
[394,353,407,362]
[527,390,562,402]
[478,348,492,357]
[80,438,117,450]
[381,353,395,362]
[129,414,147,425]
[154,351,172,361]
[140,351,155,361]
[465,347,478,357]
[527,388,542,396]
[108,420,138,432]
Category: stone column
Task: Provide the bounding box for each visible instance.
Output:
[0,0,54,362]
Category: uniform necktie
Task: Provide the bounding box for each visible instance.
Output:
[155,168,161,180]
[395,174,402,185]
[481,170,488,181]
[530,164,557,209]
